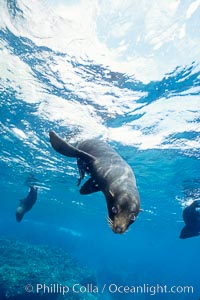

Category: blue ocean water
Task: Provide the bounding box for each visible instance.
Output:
[0,0,200,299]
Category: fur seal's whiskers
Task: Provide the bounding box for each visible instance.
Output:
[106,216,113,228]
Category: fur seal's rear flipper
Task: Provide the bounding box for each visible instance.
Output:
[49,131,95,163]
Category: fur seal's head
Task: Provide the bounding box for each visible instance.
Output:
[106,189,140,234]
[16,206,24,222]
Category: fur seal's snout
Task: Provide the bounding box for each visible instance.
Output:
[109,212,137,234]
[113,225,126,234]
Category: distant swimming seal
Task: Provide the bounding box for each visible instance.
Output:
[49,131,140,234]
[180,200,200,239]
[16,186,38,222]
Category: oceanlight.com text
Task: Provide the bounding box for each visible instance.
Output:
[108,283,194,295]
[24,283,194,296]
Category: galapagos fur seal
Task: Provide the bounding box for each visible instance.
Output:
[16,186,38,222]
[49,131,140,234]
[180,200,200,239]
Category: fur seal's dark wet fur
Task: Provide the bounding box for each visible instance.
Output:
[49,131,140,234]
[180,200,200,239]
[16,186,38,222]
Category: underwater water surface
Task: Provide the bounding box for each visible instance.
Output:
[0,0,200,299]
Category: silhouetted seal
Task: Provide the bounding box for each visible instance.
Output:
[180,200,200,239]
[16,186,38,222]
[49,131,140,234]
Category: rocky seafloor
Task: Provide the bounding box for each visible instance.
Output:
[0,239,99,300]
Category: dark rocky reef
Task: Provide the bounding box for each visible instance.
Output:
[0,239,98,300]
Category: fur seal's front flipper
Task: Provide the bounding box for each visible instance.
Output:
[80,178,101,195]
[49,131,96,163]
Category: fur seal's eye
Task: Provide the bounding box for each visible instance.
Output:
[111,206,118,214]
